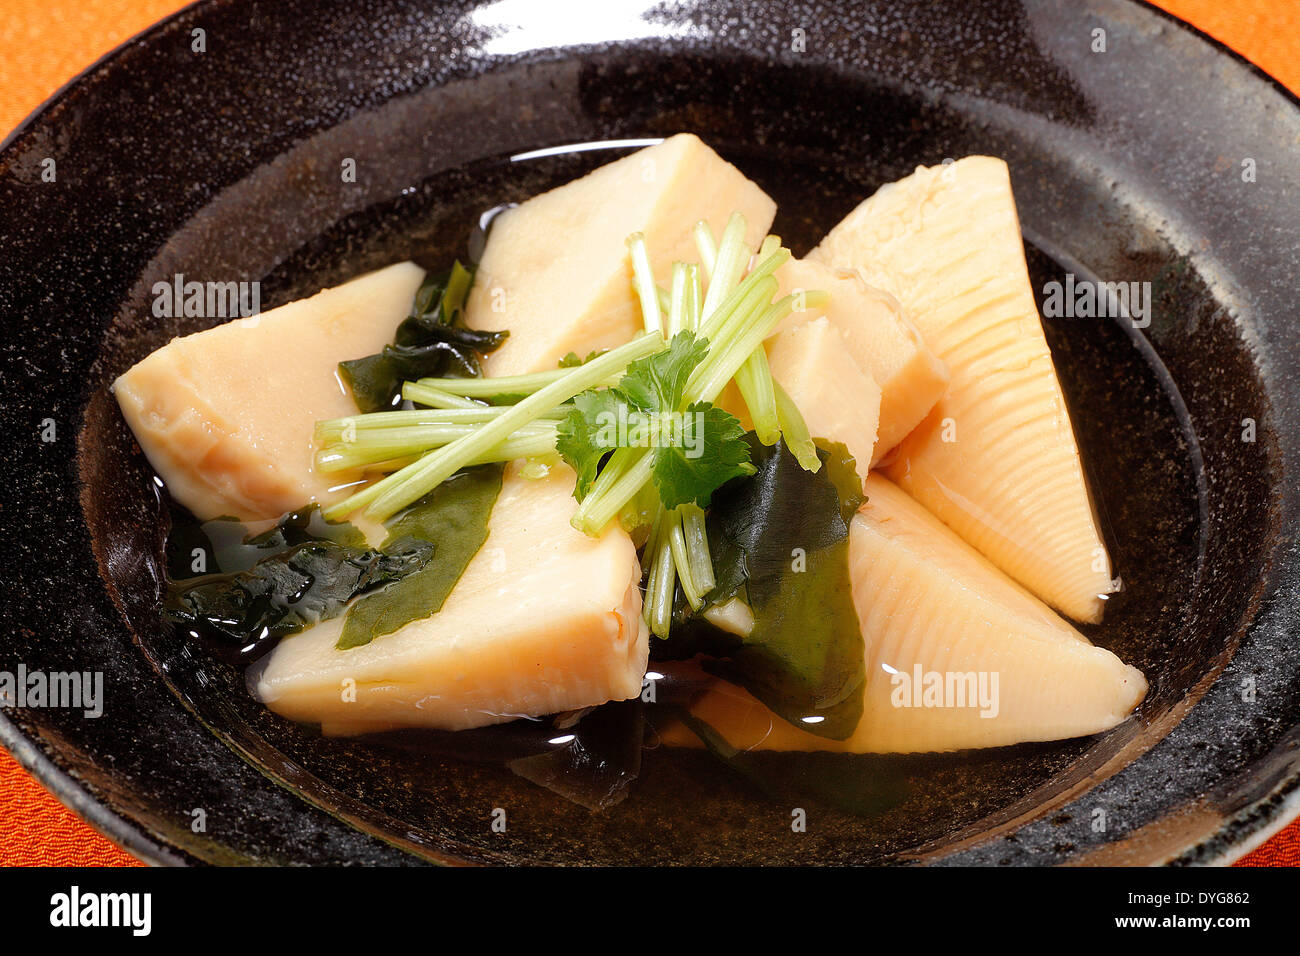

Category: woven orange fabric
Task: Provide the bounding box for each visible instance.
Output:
[0,749,140,866]
[0,0,1297,867]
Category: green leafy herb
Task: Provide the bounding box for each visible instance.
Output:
[316,219,827,643]
[339,263,507,413]
[652,401,752,511]
[554,388,625,500]
[555,331,752,510]
[618,330,708,411]
[558,349,607,368]
[320,219,823,542]
[654,436,867,739]
[336,463,503,649]
[325,335,663,523]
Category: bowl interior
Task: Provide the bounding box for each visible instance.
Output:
[78,52,1270,864]
[3,0,1295,866]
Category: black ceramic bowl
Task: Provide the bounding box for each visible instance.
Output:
[2,0,1298,865]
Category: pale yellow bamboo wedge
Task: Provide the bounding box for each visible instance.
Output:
[659,474,1146,753]
[810,156,1117,623]
[465,133,776,375]
[113,262,425,523]
[255,463,649,735]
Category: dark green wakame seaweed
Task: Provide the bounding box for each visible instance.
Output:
[163,507,434,663]
[652,437,867,739]
[339,262,508,412]
[337,463,503,649]
[164,465,504,659]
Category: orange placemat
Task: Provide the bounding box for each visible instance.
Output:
[1,0,1297,867]
[0,750,140,866]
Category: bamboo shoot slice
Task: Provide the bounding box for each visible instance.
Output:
[810,156,1116,622]
[659,474,1145,753]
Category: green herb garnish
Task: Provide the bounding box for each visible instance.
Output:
[558,349,607,368]
[315,212,829,642]
[555,331,752,508]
